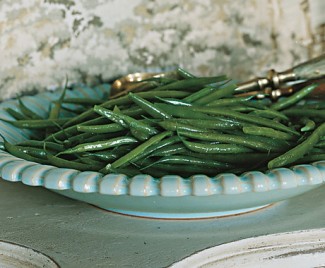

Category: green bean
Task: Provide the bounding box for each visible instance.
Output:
[183,118,243,130]
[58,136,138,155]
[292,154,325,165]
[190,106,299,135]
[176,67,196,79]
[177,129,280,152]
[315,140,325,148]
[152,76,227,92]
[300,118,316,132]
[77,123,125,133]
[128,92,171,119]
[210,105,256,113]
[249,109,289,121]
[142,77,177,85]
[268,123,325,169]
[85,151,119,162]
[243,126,294,140]
[3,118,71,129]
[155,97,192,106]
[271,84,318,110]
[131,136,181,163]
[155,103,213,119]
[194,81,237,104]
[17,140,65,152]
[18,98,43,120]
[94,105,158,140]
[283,108,325,119]
[206,96,253,107]
[77,155,106,167]
[5,108,27,120]
[44,116,110,141]
[158,120,208,133]
[46,153,102,171]
[104,131,172,171]
[182,81,228,103]
[183,151,278,165]
[162,118,242,131]
[48,83,67,120]
[11,146,50,159]
[181,139,253,154]
[301,102,325,110]
[142,155,233,170]
[3,138,48,164]
[149,143,187,157]
[94,106,128,128]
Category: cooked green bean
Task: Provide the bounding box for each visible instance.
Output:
[5,108,27,120]
[155,103,213,119]
[94,105,158,140]
[155,97,192,106]
[243,126,294,140]
[177,67,196,79]
[3,138,48,164]
[181,139,253,154]
[268,123,325,169]
[206,96,253,107]
[17,140,65,152]
[194,81,237,104]
[283,108,325,119]
[292,154,325,165]
[182,81,228,103]
[104,131,172,171]
[47,153,102,171]
[191,106,299,135]
[249,109,289,122]
[48,84,67,120]
[159,120,208,133]
[149,143,187,157]
[315,140,325,148]
[128,92,171,119]
[58,136,138,155]
[4,118,70,129]
[77,123,125,133]
[131,136,181,163]
[271,84,318,110]
[300,118,316,132]
[142,155,233,170]
[177,129,282,152]
[18,98,43,120]
[152,76,227,92]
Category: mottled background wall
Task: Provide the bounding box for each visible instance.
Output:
[0,0,324,99]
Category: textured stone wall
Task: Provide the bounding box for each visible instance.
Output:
[0,0,324,99]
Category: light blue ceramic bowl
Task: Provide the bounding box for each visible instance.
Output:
[0,85,324,219]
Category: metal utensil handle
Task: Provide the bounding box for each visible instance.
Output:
[293,53,325,81]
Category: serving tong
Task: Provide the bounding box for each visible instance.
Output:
[111,54,325,100]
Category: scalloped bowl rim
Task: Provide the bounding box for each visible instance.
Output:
[0,149,324,197]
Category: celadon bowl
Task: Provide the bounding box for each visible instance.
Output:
[0,85,324,219]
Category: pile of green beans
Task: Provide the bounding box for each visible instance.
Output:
[1,68,324,178]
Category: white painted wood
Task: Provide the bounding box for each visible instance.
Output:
[171,228,325,268]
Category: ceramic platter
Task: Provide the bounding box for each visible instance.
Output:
[0,85,324,219]
[170,228,325,267]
